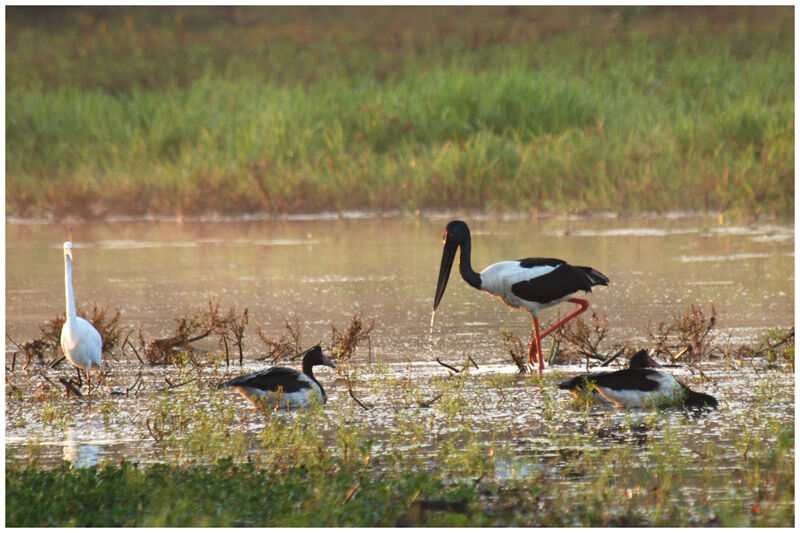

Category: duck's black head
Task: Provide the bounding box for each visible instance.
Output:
[434,220,472,310]
[685,390,718,409]
[628,350,661,369]
[301,345,336,373]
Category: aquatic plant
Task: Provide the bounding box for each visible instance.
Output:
[211,304,248,366]
[648,303,717,362]
[127,303,212,366]
[330,310,374,364]
[255,319,303,363]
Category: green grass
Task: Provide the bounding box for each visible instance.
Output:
[5,6,793,217]
[6,400,793,526]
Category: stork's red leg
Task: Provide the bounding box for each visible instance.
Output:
[528,317,545,374]
[540,298,590,339]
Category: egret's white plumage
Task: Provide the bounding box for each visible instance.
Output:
[60,242,103,392]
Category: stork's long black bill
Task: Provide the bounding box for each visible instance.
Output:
[433,241,457,310]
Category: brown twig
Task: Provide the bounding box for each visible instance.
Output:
[160,377,196,391]
[347,381,372,411]
[123,332,145,364]
[599,348,625,367]
[343,481,361,504]
[127,372,142,396]
[417,393,443,408]
[436,358,460,374]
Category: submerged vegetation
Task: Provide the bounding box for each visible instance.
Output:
[6,6,794,217]
[5,301,794,526]
[6,367,795,526]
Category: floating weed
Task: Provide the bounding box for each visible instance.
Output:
[40,398,72,430]
[98,399,120,428]
[147,380,247,464]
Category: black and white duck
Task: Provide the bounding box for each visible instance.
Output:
[558,350,717,408]
[218,345,336,410]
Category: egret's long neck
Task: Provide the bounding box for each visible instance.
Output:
[64,254,77,323]
[458,239,482,290]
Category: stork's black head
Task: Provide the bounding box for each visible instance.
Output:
[434,220,472,310]
[443,220,471,243]
[301,345,336,372]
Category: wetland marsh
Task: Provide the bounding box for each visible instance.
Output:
[5,214,794,526]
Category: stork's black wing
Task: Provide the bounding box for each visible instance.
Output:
[511,261,604,304]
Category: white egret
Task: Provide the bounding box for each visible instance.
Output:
[60,241,103,393]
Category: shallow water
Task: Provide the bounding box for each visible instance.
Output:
[5,213,795,467]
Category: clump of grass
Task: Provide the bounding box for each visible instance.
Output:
[648,303,717,362]
[210,304,248,366]
[499,328,530,373]
[330,310,374,364]
[256,319,303,363]
[553,309,626,367]
[731,327,794,369]
[128,303,212,366]
[146,375,247,464]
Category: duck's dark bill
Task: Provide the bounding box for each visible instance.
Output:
[433,241,457,311]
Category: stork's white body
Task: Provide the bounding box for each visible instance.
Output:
[479,261,569,316]
[433,221,609,374]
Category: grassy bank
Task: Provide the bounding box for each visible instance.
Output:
[6,6,794,217]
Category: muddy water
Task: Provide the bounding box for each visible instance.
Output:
[5,213,795,467]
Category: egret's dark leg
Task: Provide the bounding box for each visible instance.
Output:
[540,298,590,339]
[75,367,83,388]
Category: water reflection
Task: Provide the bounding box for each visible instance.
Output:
[63,428,102,468]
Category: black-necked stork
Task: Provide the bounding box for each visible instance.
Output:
[433,220,609,373]
[218,345,336,410]
[557,350,718,408]
[60,241,103,394]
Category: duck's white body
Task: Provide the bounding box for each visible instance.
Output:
[231,371,325,410]
[219,345,335,411]
[594,372,684,408]
[60,242,102,388]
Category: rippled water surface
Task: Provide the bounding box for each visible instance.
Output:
[5,214,794,468]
